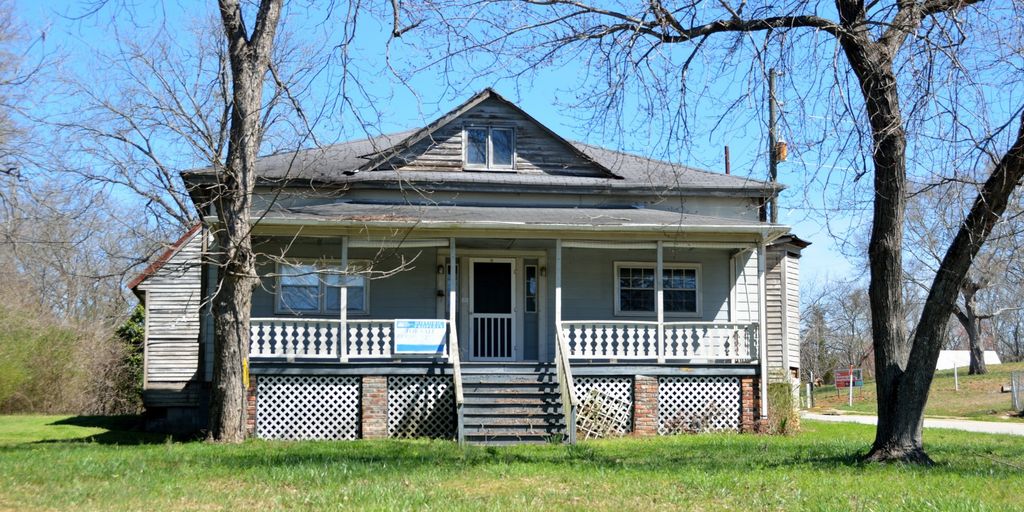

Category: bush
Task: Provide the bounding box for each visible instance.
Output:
[768,382,800,435]
[0,302,143,415]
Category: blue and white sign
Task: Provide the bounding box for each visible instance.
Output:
[394,319,448,355]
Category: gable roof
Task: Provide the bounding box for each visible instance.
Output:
[181,90,779,195]
[127,224,203,291]
[353,88,620,179]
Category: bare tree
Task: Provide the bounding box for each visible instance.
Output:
[906,183,1024,374]
[411,0,1024,462]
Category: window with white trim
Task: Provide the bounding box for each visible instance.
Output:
[464,126,515,169]
[276,262,368,315]
[614,262,700,316]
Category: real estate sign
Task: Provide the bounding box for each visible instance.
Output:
[835,368,864,388]
[393,319,448,355]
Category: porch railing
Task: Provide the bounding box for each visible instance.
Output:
[559,321,758,362]
[249,318,451,360]
[554,327,578,444]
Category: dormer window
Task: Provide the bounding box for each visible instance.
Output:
[464,126,515,170]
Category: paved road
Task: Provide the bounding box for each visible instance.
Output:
[802,412,1024,436]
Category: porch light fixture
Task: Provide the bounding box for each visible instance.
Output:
[437,265,445,275]
[539,267,546,277]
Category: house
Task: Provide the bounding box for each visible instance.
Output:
[130,89,806,442]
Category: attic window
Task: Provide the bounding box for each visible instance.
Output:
[464,126,514,169]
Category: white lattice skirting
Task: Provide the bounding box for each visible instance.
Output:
[388,376,456,439]
[658,376,740,434]
[575,377,634,434]
[256,376,361,440]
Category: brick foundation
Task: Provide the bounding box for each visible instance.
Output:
[740,377,767,433]
[245,377,257,437]
[361,376,388,439]
[632,375,658,436]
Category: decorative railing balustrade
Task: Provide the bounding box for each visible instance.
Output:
[560,321,758,362]
[249,318,451,360]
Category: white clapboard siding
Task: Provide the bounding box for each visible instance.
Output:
[382,98,610,177]
[785,255,801,372]
[137,229,204,399]
[764,249,786,375]
[731,249,760,325]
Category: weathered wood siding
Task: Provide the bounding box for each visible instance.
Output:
[380,98,609,177]
[765,247,802,379]
[137,230,204,405]
[784,254,801,372]
[765,249,785,375]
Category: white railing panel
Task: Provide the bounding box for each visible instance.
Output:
[250,318,450,360]
[249,318,339,359]
[560,321,757,362]
[347,320,395,358]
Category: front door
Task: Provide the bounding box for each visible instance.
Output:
[470,259,516,360]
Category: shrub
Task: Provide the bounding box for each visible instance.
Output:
[768,382,800,435]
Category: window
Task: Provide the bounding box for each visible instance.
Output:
[277,261,368,315]
[525,265,538,313]
[614,263,700,316]
[464,126,514,169]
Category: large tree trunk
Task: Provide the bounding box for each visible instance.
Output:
[838,35,923,462]
[866,112,1024,462]
[208,0,282,443]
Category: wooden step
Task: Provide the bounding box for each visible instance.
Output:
[461,384,561,395]
[466,411,569,423]
[463,395,561,406]
[460,373,558,384]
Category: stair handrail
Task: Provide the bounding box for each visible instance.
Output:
[555,326,578,444]
[449,320,465,445]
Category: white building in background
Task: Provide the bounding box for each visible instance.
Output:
[935,350,1002,371]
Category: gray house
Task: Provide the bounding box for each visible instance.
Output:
[130,89,806,442]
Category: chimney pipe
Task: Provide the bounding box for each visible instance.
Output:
[724,146,731,175]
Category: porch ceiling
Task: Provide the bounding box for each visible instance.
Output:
[210,202,789,240]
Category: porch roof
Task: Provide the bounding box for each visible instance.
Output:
[226,202,787,236]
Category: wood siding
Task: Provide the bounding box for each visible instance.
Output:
[137,230,204,405]
[765,248,802,378]
[785,255,801,372]
[731,249,759,325]
[765,249,785,375]
[380,98,609,177]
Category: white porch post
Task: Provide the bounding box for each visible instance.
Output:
[449,238,457,356]
[555,239,562,360]
[656,241,665,363]
[339,235,349,362]
[757,239,768,421]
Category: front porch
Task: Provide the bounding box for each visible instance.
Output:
[238,230,774,443]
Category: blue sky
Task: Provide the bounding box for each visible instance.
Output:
[17,0,858,289]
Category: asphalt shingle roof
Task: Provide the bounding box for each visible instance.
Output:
[186,132,772,193]
[254,201,766,230]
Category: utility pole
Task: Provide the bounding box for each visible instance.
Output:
[768,68,779,224]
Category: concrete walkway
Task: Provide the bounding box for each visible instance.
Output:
[802,412,1024,437]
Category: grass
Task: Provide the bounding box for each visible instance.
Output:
[810,361,1024,422]
[0,415,1022,511]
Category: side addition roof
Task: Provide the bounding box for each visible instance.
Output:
[127,224,203,292]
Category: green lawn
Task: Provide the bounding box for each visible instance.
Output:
[0,415,1022,511]
[810,361,1024,422]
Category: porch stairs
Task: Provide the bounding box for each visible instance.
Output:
[460,362,566,444]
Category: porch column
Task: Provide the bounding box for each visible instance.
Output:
[757,240,768,424]
[339,235,349,362]
[555,239,562,358]
[449,238,457,355]
[656,241,665,363]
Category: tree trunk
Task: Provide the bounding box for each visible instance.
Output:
[955,284,988,375]
[867,111,1024,462]
[208,0,282,443]
[838,37,923,462]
